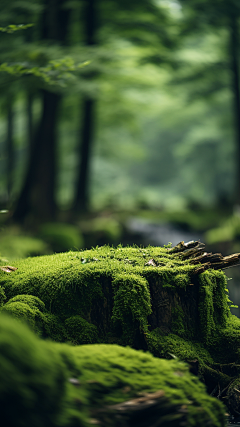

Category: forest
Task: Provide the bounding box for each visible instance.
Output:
[2,1,240,426]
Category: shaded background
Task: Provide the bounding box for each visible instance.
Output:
[1,0,240,313]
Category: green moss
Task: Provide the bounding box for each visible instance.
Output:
[0,314,226,427]
[0,314,69,427]
[0,245,233,346]
[171,304,186,337]
[0,294,66,340]
[65,316,99,345]
[198,270,229,344]
[0,286,6,306]
[0,245,197,344]
[0,244,237,388]
[0,295,45,334]
[147,328,214,364]
[112,273,151,343]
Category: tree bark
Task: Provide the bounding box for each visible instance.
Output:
[6,103,14,205]
[229,12,240,205]
[73,0,97,214]
[13,90,61,224]
[12,0,71,225]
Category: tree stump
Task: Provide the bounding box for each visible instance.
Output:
[1,241,240,417]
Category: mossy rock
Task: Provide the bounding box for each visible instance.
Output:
[0,314,226,427]
[1,244,240,412]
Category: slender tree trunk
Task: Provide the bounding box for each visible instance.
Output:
[229,13,240,206]
[26,91,34,154]
[6,103,14,205]
[13,90,61,223]
[74,98,95,213]
[73,0,97,214]
[12,0,70,225]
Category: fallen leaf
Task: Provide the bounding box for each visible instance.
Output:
[0,265,17,273]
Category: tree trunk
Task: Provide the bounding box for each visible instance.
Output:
[6,103,14,205]
[26,91,34,155]
[12,0,70,225]
[74,97,95,213]
[73,0,97,214]
[13,90,61,224]
[229,12,240,206]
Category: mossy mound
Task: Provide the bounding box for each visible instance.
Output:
[1,244,240,412]
[0,314,225,427]
[0,245,231,344]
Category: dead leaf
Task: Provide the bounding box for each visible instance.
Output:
[0,265,17,273]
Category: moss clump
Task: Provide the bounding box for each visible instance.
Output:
[0,294,66,340]
[112,273,151,343]
[1,243,240,410]
[65,315,99,345]
[0,245,234,349]
[0,314,68,427]
[0,314,226,427]
[0,245,194,343]
[0,285,6,306]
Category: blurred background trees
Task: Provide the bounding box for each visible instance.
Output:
[1,0,240,279]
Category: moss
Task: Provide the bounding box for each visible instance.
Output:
[0,295,45,334]
[147,328,214,364]
[0,314,68,427]
[171,304,186,337]
[0,294,66,341]
[65,316,99,345]
[111,273,151,343]
[0,245,198,344]
[0,314,226,427]
[0,285,6,306]
[0,243,238,392]
[0,246,232,345]
[206,316,240,364]
[198,270,229,344]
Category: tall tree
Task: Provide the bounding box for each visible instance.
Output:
[13,0,71,224]
[73,0,97,214]
[72,0,174,214]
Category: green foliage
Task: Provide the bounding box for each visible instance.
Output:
[39,222,84,253]
[0,24,34,33]
[0,58,90,87]
[205,214,240,245]
[0,314,226,427]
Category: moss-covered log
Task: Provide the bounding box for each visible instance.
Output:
[1,242,240,417]
[0,315,226,427]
